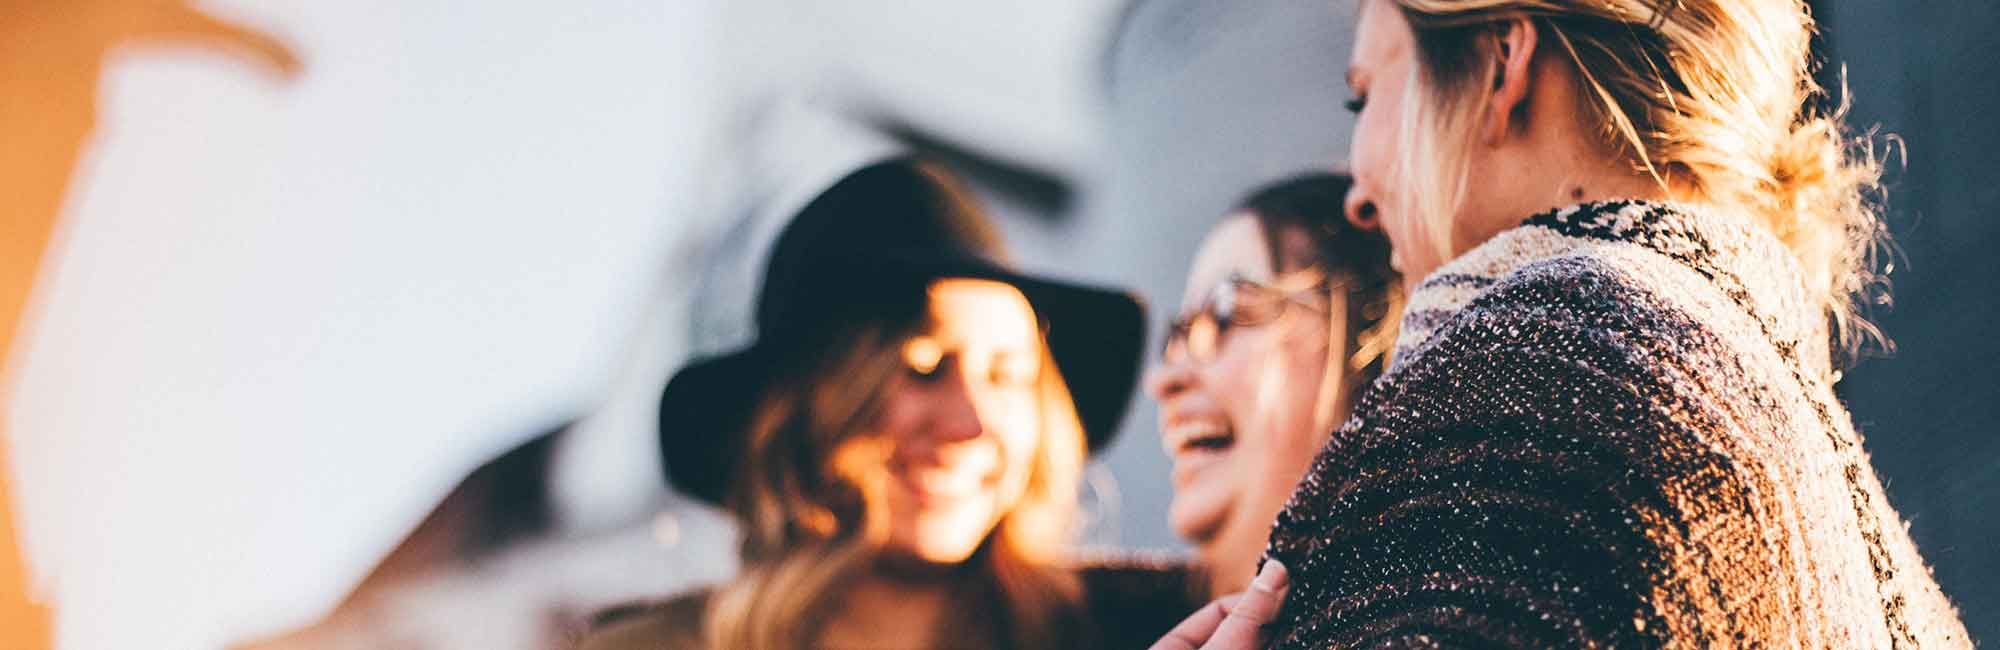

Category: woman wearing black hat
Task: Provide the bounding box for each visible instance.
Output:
[579,159,1202,649]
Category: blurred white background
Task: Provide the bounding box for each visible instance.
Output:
[6,0,1287,647]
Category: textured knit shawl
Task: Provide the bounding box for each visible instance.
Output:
[1264,201,1970,648]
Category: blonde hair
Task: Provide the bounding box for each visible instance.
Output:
[704,311,1087,649]
[1385,0,1891,363]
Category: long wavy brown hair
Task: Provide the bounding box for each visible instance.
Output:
[703,281,1088,649]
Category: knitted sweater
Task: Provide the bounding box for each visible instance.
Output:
[1264,201,1970,648]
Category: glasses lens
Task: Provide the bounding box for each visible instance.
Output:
[1210,279,1237,325]
[1163,279,1242,364]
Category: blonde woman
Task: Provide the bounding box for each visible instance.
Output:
[1239,0,1973,647]
[580,160,1202,649]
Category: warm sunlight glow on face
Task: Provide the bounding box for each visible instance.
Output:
[862,278,1045,564]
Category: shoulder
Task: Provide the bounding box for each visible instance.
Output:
[1355,248,1757,473]
[1393,247,1724,401]
[1393,202,1786,390]
[1453,246,1691,336]
[1265,253,1745,647]
[1069,554,1207,649]
[575,589,712,650]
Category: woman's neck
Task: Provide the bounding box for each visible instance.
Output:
[1477,103,1688,240]
[1549,171,1677,209]
[1532,126,1698,212]
[1450,161,1684,279]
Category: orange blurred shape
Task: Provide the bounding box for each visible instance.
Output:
[2,2,300,647]
[0,446,48,649]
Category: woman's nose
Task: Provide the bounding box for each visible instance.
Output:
[1344,190,1381,232]
[1144,358,1195,401]
[927,371,987,443]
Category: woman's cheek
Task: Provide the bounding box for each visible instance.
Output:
[996,407,1041,475]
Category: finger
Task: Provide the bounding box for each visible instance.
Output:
[1148,593,1243,650]
[1204,560,1289,648]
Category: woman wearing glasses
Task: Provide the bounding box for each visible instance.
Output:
[1146,173,1400,599]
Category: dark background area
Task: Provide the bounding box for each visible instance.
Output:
[1817,0,2000,642]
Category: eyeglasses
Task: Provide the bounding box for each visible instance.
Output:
[1161,272,1333,365]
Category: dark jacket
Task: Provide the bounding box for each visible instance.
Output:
[1264,201,1970,647]
[577,557,1204,649]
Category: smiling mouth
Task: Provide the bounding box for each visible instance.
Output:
[895,465,991,503]
[1166,420,1236,456]
[1165,419,1238,531]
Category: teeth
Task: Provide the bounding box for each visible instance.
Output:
[905,467,985,496]
[1165,421,1234,453]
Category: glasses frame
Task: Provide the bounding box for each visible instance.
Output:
[1161,271,1337,365]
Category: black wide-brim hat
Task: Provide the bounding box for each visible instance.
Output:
[660,159,1145,505]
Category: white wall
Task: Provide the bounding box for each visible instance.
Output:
[7,1,724,646]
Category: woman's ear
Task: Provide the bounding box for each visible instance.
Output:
[1483,15,1539,144]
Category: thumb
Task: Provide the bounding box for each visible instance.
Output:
[1204,560,1288,648]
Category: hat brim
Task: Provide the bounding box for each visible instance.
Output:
[657,349,774,506]
[659,259,1144,505]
